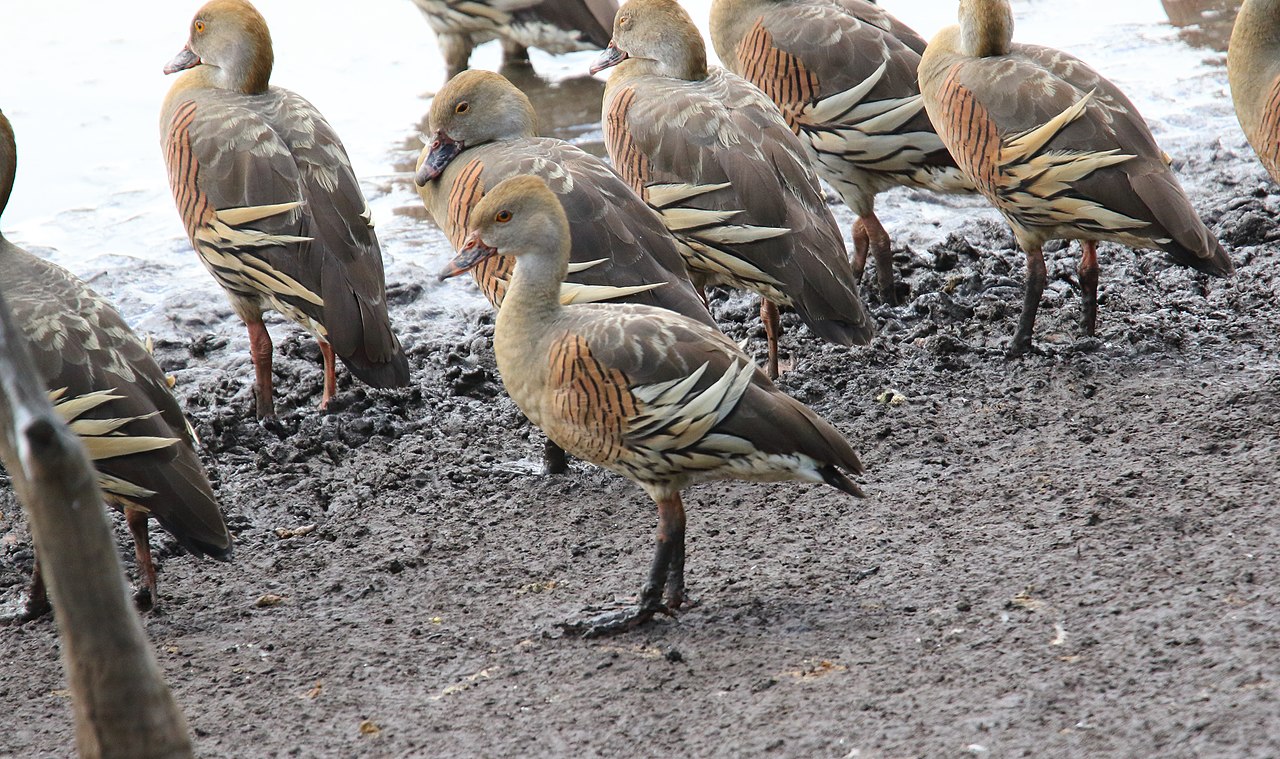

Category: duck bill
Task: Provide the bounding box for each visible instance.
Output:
[589,43,629,75]
[415,131,463,185]
[164,46,201,75]
[438,232,498,281]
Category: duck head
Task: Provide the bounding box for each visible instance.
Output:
[416,70,538,186]
[438,175,569,280]
[591,0,709,81]
[165,0,274,95]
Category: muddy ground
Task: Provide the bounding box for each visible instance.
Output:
[3,59,1280,759]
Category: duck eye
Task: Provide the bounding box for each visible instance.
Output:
[455,101,470,114]
[194,20,205,33]
[495,210,512,223]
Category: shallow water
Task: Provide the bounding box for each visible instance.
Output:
[0,0,1245,339]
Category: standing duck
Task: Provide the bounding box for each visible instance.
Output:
[709,0,975,305]
[591,0,875,378]
[1229,0,1280,184]
[440,175,864,636]
[918,0,1232,355]
[410,0,618,78]
[418,69,714,473]
[415,69,713,325]
[161,0,410,418]
[0,110,231,617]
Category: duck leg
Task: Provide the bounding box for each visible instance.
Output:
[760,298,782,379]
[851,218,870,282]
[439,32,474,79]
[246,318,275,418]
[1078,241,1099,337]
[126,507,158,612]
[563,493,685,638]
[501,38,531,68]
[319,340,337,410]
[661,493,687,610]
[863,212,897,305]
[1009,246,1047,357]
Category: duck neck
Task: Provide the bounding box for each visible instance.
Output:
[959,0,1014,58]
[496,243,569,338]
[1231,0,1280,134]
[224,50,273,95]
[615,52,708,82]
[490,103,539,143]
[709,0,768,71]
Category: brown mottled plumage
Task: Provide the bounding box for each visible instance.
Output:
[410,0,618,77]
[0,110,230,617]
[919,0,1232,355]
[441,175,864,636]
[1229,0,1280,184]
[415,70,713,326]
[710,0,973,304]
[161,0,409,418]
[593,0,874,378]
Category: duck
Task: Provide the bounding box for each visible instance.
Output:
[415,70,713,325]
[161,0,410,418]
[1229,0,1280,184]
[591,0,875,378]
[440,174,864,636]
[0,110,231,618]
[417,68,716,473]
[918,0,1232,355]
[410,0,618,78]
[709,0,975,305]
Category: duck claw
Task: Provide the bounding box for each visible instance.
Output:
[557,602,675,638]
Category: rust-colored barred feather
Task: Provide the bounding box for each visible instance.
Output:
[737,20,818,133]
[605,87,651,198]
[547,333,639,463]
[164,101,212,238]
[447,158,486,249]
[1258,77,1280,182]
[935,70,1001,198]
[446,157,516,305]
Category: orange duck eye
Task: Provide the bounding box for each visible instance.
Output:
[194,20,205,33]
[495,210,511,223]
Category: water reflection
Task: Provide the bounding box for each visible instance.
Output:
[497,65,608,155]
[1161,0,1240,52]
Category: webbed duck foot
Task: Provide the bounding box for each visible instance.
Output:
[133,586,156,613]
[1005,335,1041,359]
[558,600,674,638]
[257,414,286,435]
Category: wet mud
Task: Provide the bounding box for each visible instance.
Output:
[3,5,1280,759]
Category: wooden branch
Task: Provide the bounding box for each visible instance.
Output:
[0,290,193,759]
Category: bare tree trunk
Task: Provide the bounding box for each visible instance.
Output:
[0,291,193,759]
